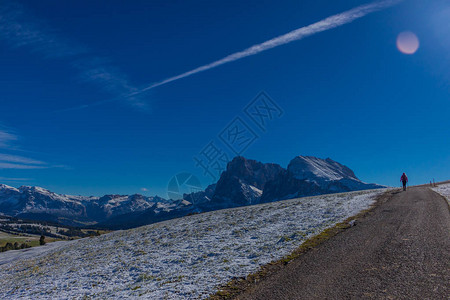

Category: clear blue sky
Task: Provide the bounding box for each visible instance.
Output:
[0,0,449,197]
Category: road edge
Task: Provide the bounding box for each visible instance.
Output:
[209,189,398,300]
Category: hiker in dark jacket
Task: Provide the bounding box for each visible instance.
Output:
[400,173,408,191]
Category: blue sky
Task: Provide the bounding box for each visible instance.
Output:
[0,0,449,197]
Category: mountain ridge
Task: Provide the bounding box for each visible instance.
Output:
[0,155,385,229]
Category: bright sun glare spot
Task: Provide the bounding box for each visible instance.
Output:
[397,31,420,54]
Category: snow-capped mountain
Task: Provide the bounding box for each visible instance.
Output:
[83,194,167,221]
[288,156,359,182]
[0,185,88,223]
[261,156,383,201]
[0,155,384,229]
[97,198,195,229]
[0,184,169,226]
[209,156,383,207]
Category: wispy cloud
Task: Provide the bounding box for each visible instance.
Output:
[0,0,146,110]
[0,176,31,181]
[0,127,50,170]
[131,0,403,95]
[0,129,17,148]
[0,1,86,59]
[71,58,145,109]
[0,152,48,170]
[0,162,46,169]
[0,153,45,165]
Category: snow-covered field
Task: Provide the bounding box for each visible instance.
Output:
[432,182,450,204]
[0,189,386,299]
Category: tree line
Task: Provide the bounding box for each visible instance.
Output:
[0,235,46,253]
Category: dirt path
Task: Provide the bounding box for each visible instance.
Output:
[237,187,450,299]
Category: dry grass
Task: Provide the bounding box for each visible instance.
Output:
[0,231,59,248]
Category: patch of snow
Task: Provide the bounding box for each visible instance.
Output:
[0,189,386,299]
[240,183,263,204]
[180,200,192,206]
[0,184,20,193]
[248,185,263,196]
[289,156,358,182]
[432,183,450,204]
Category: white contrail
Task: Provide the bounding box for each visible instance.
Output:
[132,0,402,96]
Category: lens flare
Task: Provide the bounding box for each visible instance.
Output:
[397,31,419,54]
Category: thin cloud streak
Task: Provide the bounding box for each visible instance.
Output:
[133,0,403,95]
[0,153,46,165]
[0,129,17,148]
[0,152,48,169]
[0,162,46,169]
[0,177,32,181]
[0,127,54,170]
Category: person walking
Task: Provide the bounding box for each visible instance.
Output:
[400,172,408,191]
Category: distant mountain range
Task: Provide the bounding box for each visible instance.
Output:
[0,155,384,229]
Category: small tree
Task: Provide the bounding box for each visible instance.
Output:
[4,242,13,251]
[39,235,46,246]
